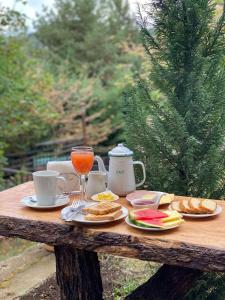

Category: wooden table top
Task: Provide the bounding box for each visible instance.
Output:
[0,181,225,272]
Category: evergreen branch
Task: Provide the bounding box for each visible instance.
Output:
[137,80,188,176]
[204,0,225,57]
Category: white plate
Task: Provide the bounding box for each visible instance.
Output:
[125,216,181,231]
[168,204,222,218]
[62,206,128,224]
[21,195,70,209]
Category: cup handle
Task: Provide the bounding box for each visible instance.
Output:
[133,161,146,187]
[56,176,66,195]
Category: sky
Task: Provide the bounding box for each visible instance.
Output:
[1,0,146,30]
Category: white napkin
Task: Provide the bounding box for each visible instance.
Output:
[47,161,80,192]
[61,205,84,221]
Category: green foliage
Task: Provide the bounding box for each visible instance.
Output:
[125,0,225,199]
[0,35,56,154]
[0,1,26,31]
[185,272,225,300]
[34,0,137,74]
[125,1,225,299]
[44,57,136,146]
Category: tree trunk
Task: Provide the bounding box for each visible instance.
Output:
[54,245,103,300]
[125,264,203,300]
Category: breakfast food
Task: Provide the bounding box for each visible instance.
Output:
[91,191,119,202]
[85,210,122,221]
[188,198,203,213]
[160,194,174,205]
[83,202,121,215]
[83,201,122,221]
[180,199,192,213]
[171,198,217,214]
[170,201,182,212]
[129,208,183,229]
[200,199,217,214]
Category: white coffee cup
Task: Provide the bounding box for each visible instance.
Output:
[33,170,66,206]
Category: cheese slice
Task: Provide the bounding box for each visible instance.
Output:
[162,211,182,223]
[142,194,155,200]
[160,194,174,205]
[162,219,184,228]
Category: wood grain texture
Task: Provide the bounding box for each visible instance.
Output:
[55,246,103,300]
[125,264,203,300]
[1,182,225,271]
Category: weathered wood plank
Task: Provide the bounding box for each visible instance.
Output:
[125,264,203,300]
[1,215,225,272]
[55,246,103,300]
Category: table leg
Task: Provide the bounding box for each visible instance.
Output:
[54,245,103,300]
[125,264,203,300]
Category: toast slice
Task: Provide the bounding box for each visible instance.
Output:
[188,198,204,214]
[83,202,121,215]
[200,199,217,214]
[85,209,122,221]
[180,199,192,213]
[171,201,182,212]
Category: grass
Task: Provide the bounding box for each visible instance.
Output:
[99,254,160,300]
[0,237,35,261]
[0,238,159,299]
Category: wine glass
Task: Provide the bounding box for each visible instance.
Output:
[71,146,94,201]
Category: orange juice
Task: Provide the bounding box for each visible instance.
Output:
[71,151,94,174]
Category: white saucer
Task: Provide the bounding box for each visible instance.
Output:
[61,206,128,224]
[168,204,222,218]
[125,216,181,231]
[21,195,70,209]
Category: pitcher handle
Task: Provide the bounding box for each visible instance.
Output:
[133,161,146,187]
[95,155,107,173]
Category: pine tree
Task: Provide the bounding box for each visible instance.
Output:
[125,1,225,298]
[35,0,136,74]
[125,0,225,199]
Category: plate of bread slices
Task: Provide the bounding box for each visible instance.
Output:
[170,198,222,218]
[71,201,128,224]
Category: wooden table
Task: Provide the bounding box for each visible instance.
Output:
[0,182,225,300]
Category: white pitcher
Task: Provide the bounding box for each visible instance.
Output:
[95,144,146,196]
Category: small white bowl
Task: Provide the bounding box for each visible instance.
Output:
[130,198,159,210]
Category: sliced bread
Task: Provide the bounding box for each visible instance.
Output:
[85,209,122,221]
[180,199,192,213]
[171,201,182,212]
[200,199,217,214]
[83,202,121,215]
[188,198,204,214]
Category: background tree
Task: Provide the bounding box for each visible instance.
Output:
[35,0,136,75]
[125,0,225,199]
[0,2,56,188]
[32,0,141,150]
[125,1,225,298]
[45,75,125,145]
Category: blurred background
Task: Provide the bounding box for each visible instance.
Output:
[0,0,149,189]
[1,1,225,300]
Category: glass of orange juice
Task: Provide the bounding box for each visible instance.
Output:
[71,146,94,201]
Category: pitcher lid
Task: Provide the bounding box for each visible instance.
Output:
[108,143,133,157]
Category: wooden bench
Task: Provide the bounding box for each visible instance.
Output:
[0,181,225,300]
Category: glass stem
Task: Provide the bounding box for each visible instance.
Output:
[80,174,86,200]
